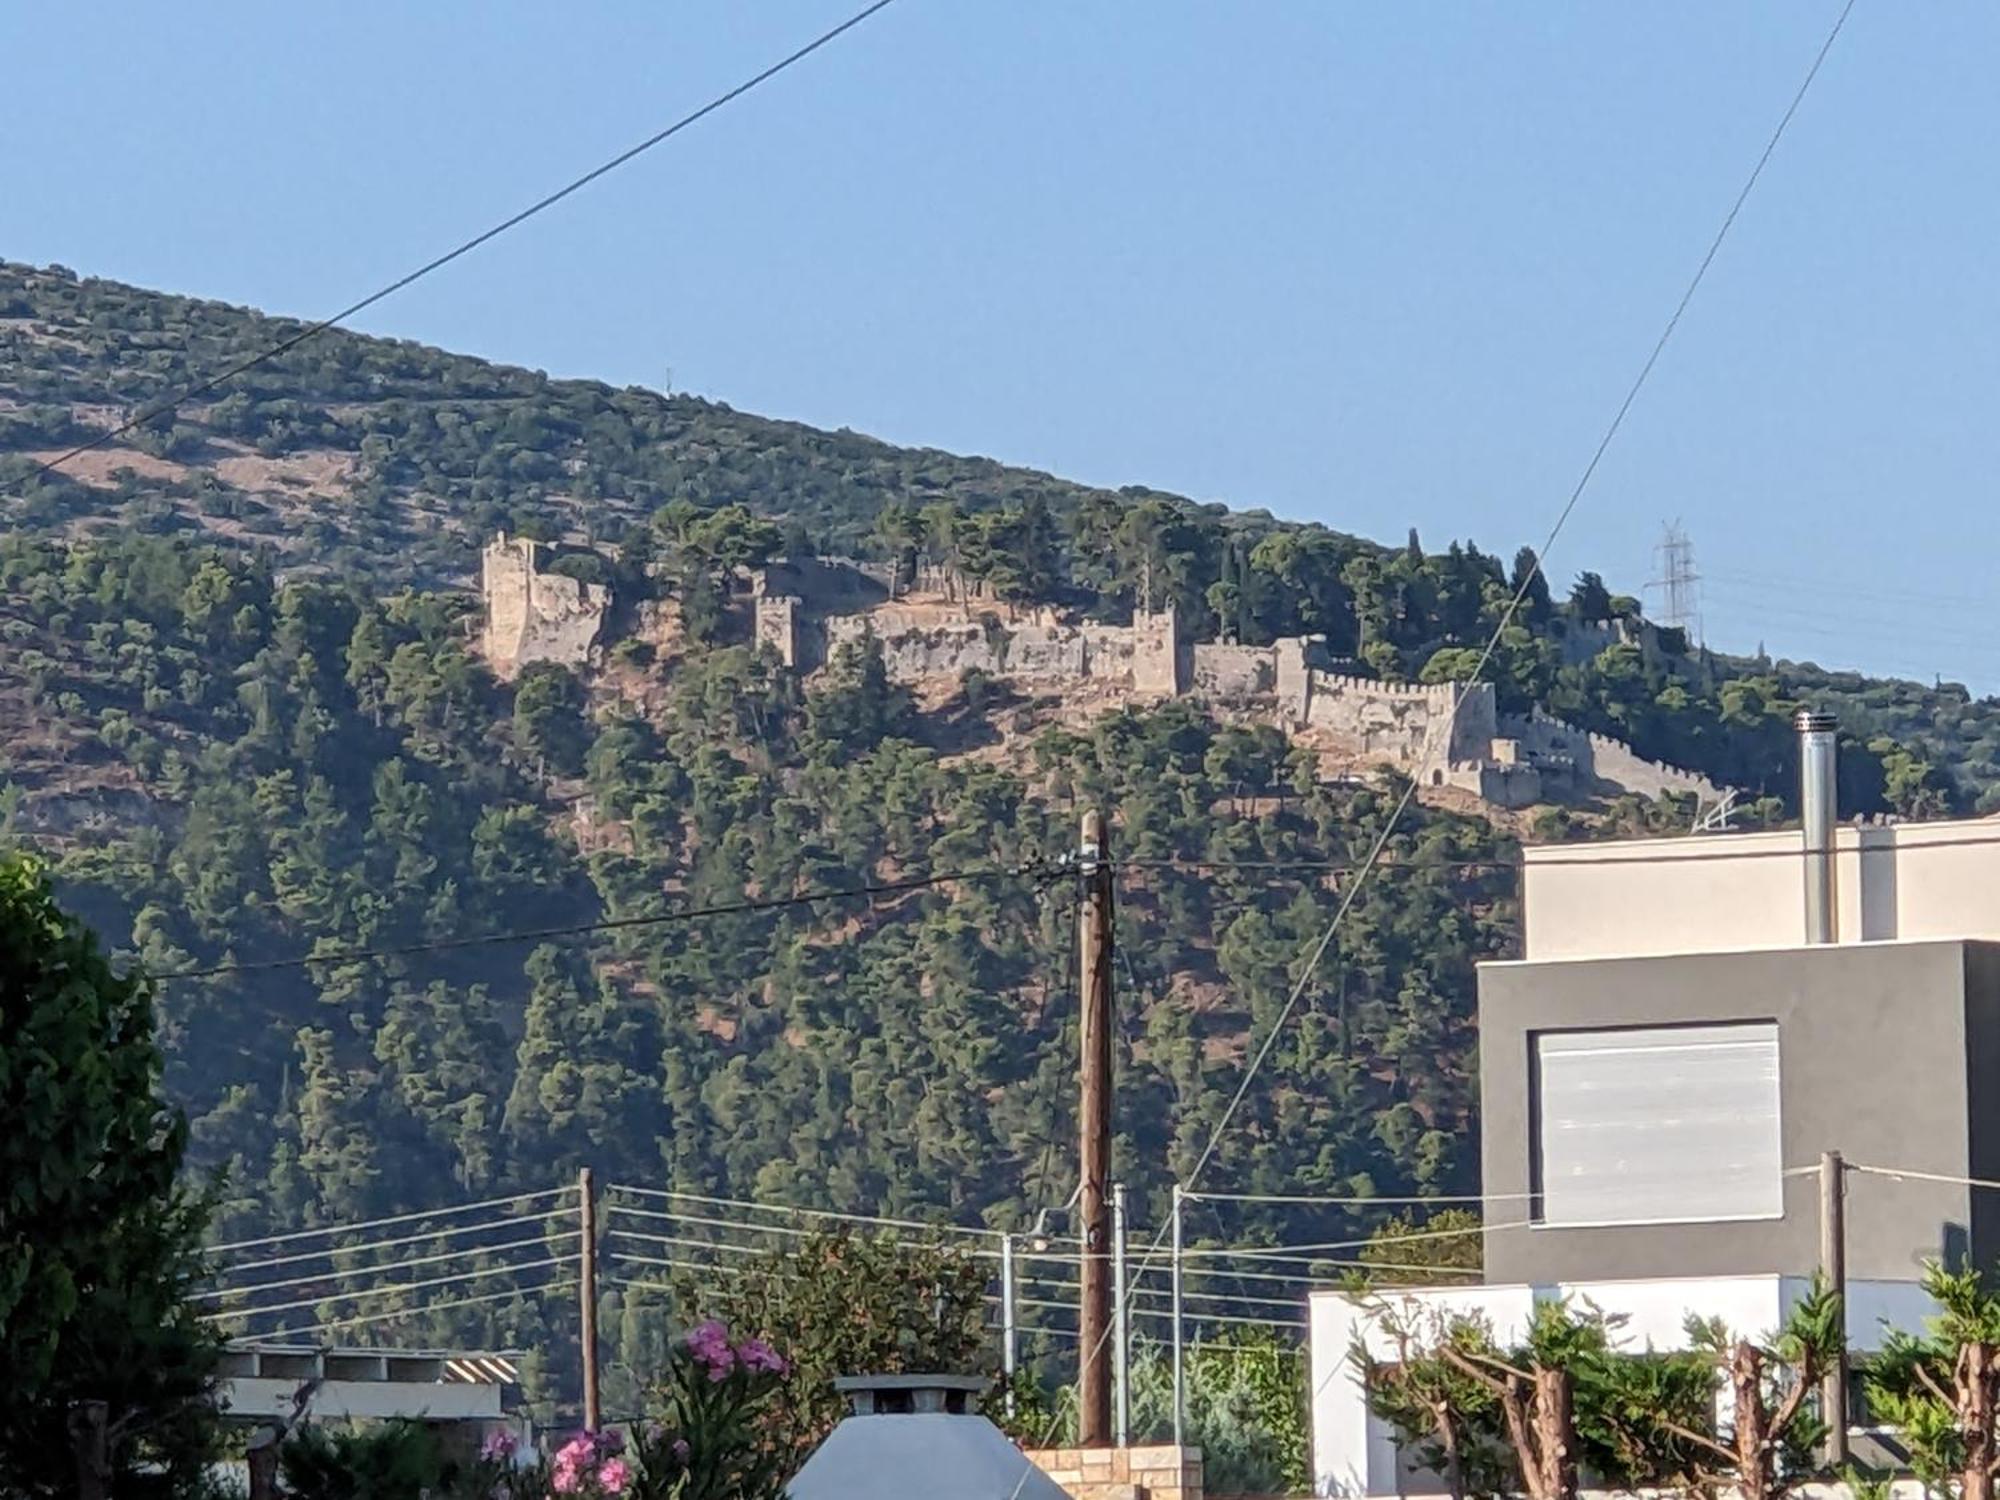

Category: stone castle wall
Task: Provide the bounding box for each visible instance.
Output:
[1190,641,1273,701]
[1300,673,1497,767]
[1504,709,1726,805]
[481,534,608,679]
[824,605,1185,695]
[475,540,1731,814]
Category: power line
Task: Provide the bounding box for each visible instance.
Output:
[20,0,904,487]
[1183,1220,1526,1262]
[605,1183,1003,1241]
[1184,1189,1529,1206]
[200,1229,580,1305]
[209,1185,573,1254]
[163,863,1046,981]
[1009,6,1857,1482]
[1847,1161,2000,1193]
[207,1253,580,1323]
[231,1274,576,1344]
[213,1207,574,1278]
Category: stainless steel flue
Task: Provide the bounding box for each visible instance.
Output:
[1796,709,1838,944]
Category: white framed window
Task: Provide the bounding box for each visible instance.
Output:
[1533,1022,1782,1227]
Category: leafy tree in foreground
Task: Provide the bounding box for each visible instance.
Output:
[1648,1285,1841,1500]
[1867,1261,2000,1500]
[0,855,220,1497]
[646,1226,992,1471]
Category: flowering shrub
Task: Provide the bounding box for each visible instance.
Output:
[549,1429,631,1495]
[632,1321,791,1500]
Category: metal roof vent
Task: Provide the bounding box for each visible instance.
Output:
[1795,709,1838,944]
[787,1374,1071,1500]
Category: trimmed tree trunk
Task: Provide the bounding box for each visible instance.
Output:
[1962,1341,1997,1500]
[1730,1341,1774,1500]
[1533,1364,1579,1500]
[1427,1400,1467,1500]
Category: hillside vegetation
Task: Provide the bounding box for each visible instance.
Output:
[0,258,1985,1373]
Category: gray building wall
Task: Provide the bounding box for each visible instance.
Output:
[1478,939,2000,1284]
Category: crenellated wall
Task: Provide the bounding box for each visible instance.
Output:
[482,539,1731,815]
[1502,709,1727,805]
[823,605,1186,695]
[1301,674,1497,767]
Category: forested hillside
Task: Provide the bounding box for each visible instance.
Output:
[0,259,1985,1372]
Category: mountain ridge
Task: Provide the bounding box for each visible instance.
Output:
[0,256,1985,1388]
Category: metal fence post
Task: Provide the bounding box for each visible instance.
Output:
[1170,1183,1186,1447]
[1001,1231,1019,1416]
[1112,1182,1130,1446]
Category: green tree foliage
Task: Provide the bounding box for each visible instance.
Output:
[633,1227,992,1471]
[1361,1285,1842,1500]
[1123,1331,1310,1495]
[0,259,1978,1423]
[0,856,219,1497]
[1867,1261,2000,1500]
[1356,1207,1483,1287]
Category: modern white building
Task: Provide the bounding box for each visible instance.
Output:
[1308,714,2000,1497]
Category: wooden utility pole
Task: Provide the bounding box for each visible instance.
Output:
[579,1166,602,1432]
[1077,809,1115,1446]
[1820,1150,1848,1465]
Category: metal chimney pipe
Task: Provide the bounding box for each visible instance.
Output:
[1796,710,1838,944]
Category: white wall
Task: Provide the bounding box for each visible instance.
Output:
[1308,1275,1932,1499]
[1522,817,2000,962]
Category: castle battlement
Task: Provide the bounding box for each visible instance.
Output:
[475,537,1729,815]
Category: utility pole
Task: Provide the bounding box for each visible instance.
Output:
[1077,809,1115,1446]
[1820,1150,1848,1465]
[579,1166,601,1433]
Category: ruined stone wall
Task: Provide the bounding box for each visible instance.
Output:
[1191,641,1273,703]
[755,556,892,614]
[1302,674,1497,769]
[824,605,1185,695]
[1504,710,1728,804]
[481,534,608,679]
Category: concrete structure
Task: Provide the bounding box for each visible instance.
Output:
[788,1374,1077,1500]
[1306,716,1998,1497]
[1480,938,2000,1284]
[1522,816,2000,962]
[480,533,608,678]
[217,1343,527,1446]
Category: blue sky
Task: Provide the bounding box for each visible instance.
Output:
[4,3,1996,688]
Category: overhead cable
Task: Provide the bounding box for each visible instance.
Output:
[209,1185,572,1254]
[24,0,905,486]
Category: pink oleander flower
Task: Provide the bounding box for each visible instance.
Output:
[551,1435,596,1495]
[737,1336,788,1375]
[598,1457,631,1494]
[671,1437,691,1463]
